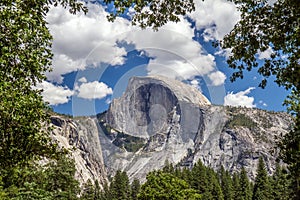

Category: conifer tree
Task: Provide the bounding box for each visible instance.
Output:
[270,163,292,200]
[206,168,224,200]
[239,167,251,200]
[233,172,241,200]
[131,178,141,200]
[190,160,209,195]
[252,157,271,200]
[110,170,130,200]
[219,166,234,200]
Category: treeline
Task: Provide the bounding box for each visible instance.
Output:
[81,157,292,200]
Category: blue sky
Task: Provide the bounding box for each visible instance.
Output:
[38,0,289,116]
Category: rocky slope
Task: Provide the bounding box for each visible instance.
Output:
[50,116,107,187]
[50,75,292,185]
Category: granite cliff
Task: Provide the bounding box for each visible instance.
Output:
[50,116,107,187]
[101,76,292,181]
[50,76,292,185]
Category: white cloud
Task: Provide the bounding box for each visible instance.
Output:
[258,47,274,59]
[78,77,87,83]
[224,87,256,108]
[125,19,216,80]
[46,2,227,88]
[76,81,113,100]
[190,79,201,91]
[208,71,226,86]
[46,3,131,83]
[188,0,240,41]
[35,81,74,105]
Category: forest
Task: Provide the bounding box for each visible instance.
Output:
[80,158,291,200]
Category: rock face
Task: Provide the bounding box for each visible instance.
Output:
[106,75,211,138]
[101,76,292,181]
[50,75,292,185]
[50,116,107,187]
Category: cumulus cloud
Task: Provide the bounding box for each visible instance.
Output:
[188,0,240,41]
[46,3,221,84]
[35,81,74,105]
[76,81,113,100]
[46,3,131,83]
[208,71,226,86]
[125,19,216,80]
[224,87,256,108]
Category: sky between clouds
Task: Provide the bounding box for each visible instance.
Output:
[37,0,289,116]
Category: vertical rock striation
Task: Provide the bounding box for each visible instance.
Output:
[50,116,107,187]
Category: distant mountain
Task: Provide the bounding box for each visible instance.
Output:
[50,76,292,186]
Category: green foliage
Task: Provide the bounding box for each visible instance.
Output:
[1,153,79,199]
[138,171,201,200]
[232,172,241,200]
[113,132,145,152]
[220,0,299,90]
[270,163,292,200]
[110,170,131,200]
[131,179,141,200]
[103,0,195,30]
[219,166,234,200]
[253,157,271,200]
[81,179,96,200]
[239,167,251,200]
[226,113,257,130]
[0,0,86,198]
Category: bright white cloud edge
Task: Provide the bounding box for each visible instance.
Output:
[35,81,74,105]
[224,87,256,108]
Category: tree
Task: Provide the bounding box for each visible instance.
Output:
[131,178,141,200]
[0,0,87,195]
[239,167,251,200]
[252,157,271,200]
[219,1,299,198]
[219,166,234,200]
[138,171,201,200]
[190,160,210,196]
[232,172,241,200]
[220,0,299,90]
[206,168,224,200]
[103,0,195,30]
[110,170,131,200]
[270,163,292,200]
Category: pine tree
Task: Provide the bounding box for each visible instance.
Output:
[252,157,271,200]
[110,170,130,200]
[270,163,292,200]
[233,172,241,200]
[219,166,234,200]
[190,160,209,195]
[239,167,251,200]
[206,168,224,200]
[131,179,141,200]
[94,180,101,200]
